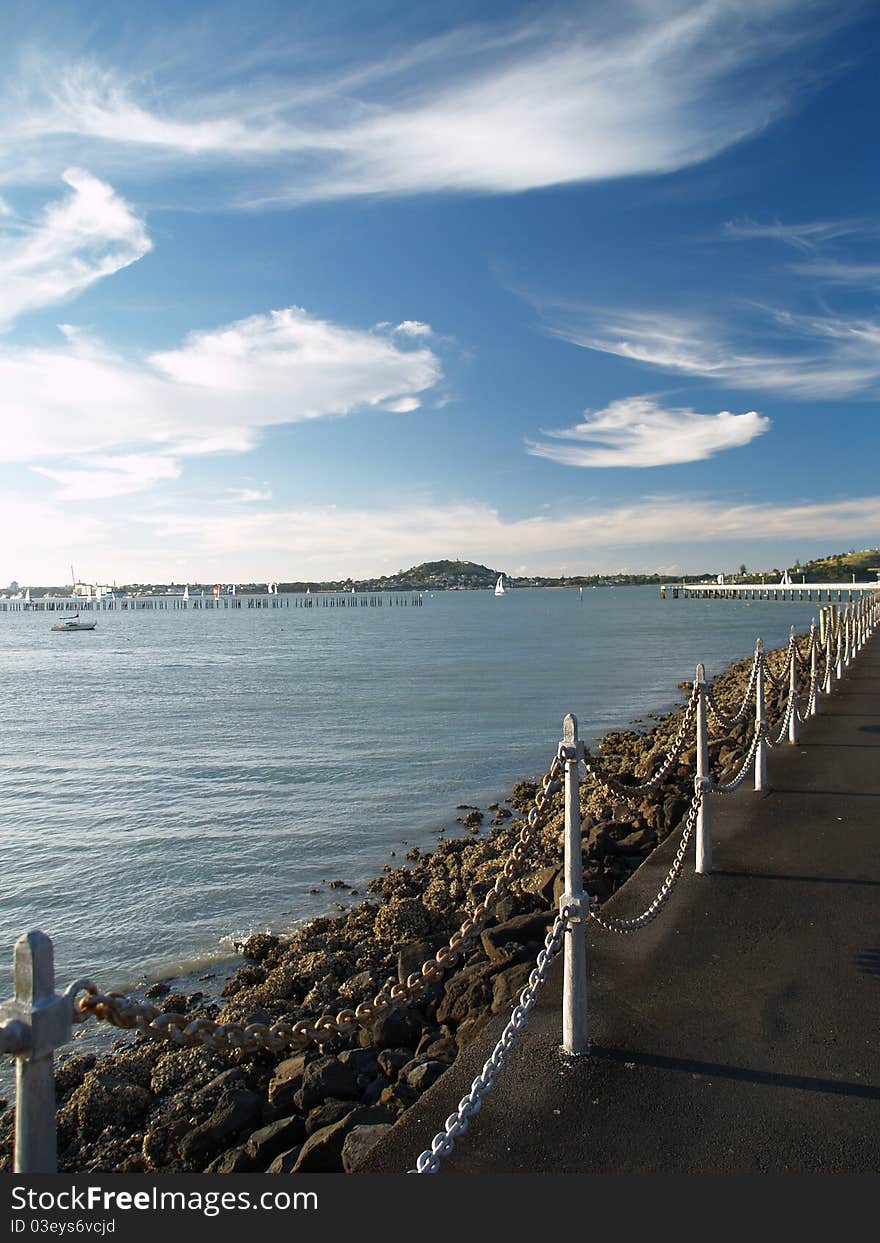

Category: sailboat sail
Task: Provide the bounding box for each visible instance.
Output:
[494,575,505,596]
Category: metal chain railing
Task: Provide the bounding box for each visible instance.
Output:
[4,598,878,1174]
[588,786,702,933]
[764,690,794,749]
[411,909,568,1174]
[73,749,570,1054]
[704,651,760,732]
[581,684,699,801]
[762,647,791,688]
[712,727,762,794]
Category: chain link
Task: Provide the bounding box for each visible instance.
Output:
[764,690,794,749]
[74,749,569,1052]
[589,786,702,933]
[704,651,760,732]
[762,650,790,689]
[711,726,761,794]
[411,908,568,1174]
[581,684,699,802]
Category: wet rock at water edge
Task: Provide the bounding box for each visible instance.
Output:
[240,933,281,963]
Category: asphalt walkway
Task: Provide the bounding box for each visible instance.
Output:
[362,633,880,1174]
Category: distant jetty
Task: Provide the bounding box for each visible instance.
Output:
[661,580,879,602]
[0,591,423,613]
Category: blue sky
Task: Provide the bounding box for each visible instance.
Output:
[1,0,878,584]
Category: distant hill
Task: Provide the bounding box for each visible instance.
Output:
[378,560,502,589]
[791,549,880,583]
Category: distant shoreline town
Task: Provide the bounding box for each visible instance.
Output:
[3,550,879,600]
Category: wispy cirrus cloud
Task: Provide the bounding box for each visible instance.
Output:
[527,396,769,467]
[722,216,878,251]
[723,214,880,289]
[787,259,880,287]
[0,168,150,327]
[543,303,880,399]
[0,2,854,204]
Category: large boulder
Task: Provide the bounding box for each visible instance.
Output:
[305,1100,359,1136]
[294,1056,360,1111]
[240,933,281,963]
[360,1007,425,1050]
[491,962,533,1013]
[397,939,435,985]
[267,1053,308,1111]
[480,912,553,965]
[436,963,494,1025]
[267,1147,303,1174]
[342,1124,393,1173]
[293,1107,392,1173]
[399,1058,450,1093]
[179,1089,263,1165]
[244,1116,307,1168]
[373,898,432,946]
[73,1072,151,1142]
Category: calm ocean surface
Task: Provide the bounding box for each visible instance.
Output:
[0,587,820,996]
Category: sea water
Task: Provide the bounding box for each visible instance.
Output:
[0,587,821,997]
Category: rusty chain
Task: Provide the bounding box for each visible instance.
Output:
[72,750,568,1054]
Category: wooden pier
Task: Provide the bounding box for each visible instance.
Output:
[0,592,423,614]
[660,581,880,603]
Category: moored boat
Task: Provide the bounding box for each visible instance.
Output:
[51,614,97,632]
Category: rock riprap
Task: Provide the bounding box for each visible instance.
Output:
[0,638,807,1173]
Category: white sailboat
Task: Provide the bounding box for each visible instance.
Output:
[494,575,505,596]
[51,613,96,632]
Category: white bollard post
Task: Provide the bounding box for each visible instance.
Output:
[823,622,834,696]
[836,609,844,681]
[695,664,712,874]
[560,714,589,1056]
[844,607,852,667]
[754,640,767,791]
[0,932,73,1173]
[788,626,799,745]
[809,620,819,717]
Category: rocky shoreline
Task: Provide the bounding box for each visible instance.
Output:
[0,636,811,1174]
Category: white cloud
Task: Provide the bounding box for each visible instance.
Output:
[6,489,880,584]
[384,396,422,413]
[527,396,769,467]
[545,304,880,399]
[32,453,180,501]
[0,168,150,327]
[0,2,847,203]
[2,307,441,497]
[100,493,880,577]
[394,321,433,337]
[227,488,273,503]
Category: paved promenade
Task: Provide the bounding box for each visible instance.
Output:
[363,637,880,1174]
